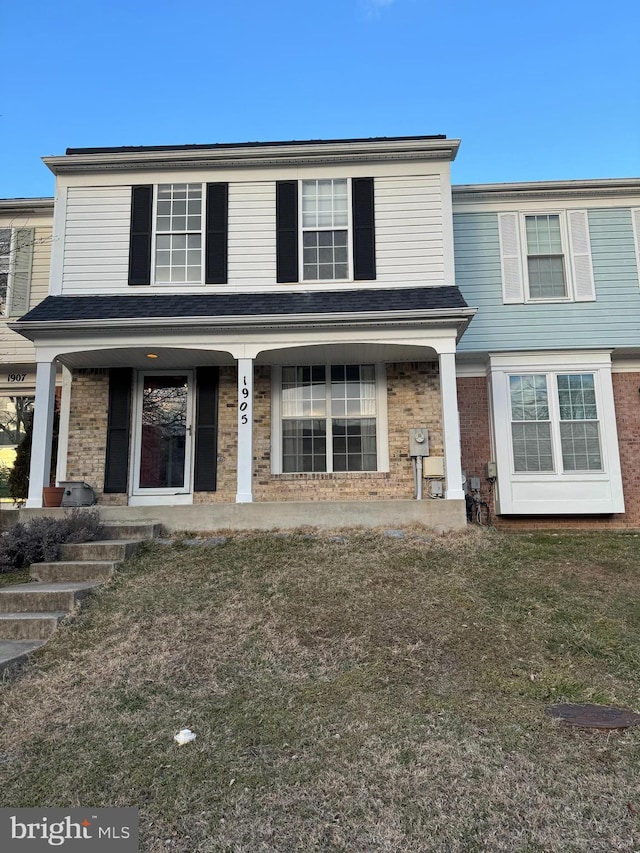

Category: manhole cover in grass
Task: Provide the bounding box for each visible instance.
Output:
[545,703,640,730]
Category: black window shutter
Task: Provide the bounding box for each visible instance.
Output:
[104,368,133,493]
[128,186,153,285]
[206,183,228,284]
[352,177,376,281]
[194,367,219,492]
[276,181,299,283]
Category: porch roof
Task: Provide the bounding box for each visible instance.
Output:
[16,286,469,325]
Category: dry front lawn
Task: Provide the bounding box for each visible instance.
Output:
[1,527,639,851]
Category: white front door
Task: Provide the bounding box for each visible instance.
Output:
[131,371,194,502]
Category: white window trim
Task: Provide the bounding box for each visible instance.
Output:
[150,183,205,286]
[271,363,389,474]
[298,179,354,284]
[489,352,624,515]
[520,210,574,303]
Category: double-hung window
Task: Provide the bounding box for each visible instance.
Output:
[498,209,595,304]
[0,229,10,316]
[509,372,602,474]
[301,180,349,281]
[128,183,228,286]
[279,364,378,473]
[154,184,202,283]
[524,214,567,299]
[276,177,376,284]
[0,227,34,317]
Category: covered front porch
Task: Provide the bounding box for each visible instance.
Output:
[11,288,474,524]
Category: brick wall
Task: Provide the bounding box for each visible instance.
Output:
[65,370,127,506]
[67,362,444,506]
[254,361,443,501]
[457,372,640,530]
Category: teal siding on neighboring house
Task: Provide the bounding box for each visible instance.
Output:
[454,209,640,352]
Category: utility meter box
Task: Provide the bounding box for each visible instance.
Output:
[59,481,96,507]
[409,428,430,457]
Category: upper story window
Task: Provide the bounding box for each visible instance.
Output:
[498,209,595,304]
[128,183,227,286]
[524,214,567,299]
[0,229,10,315]
[154,184,202,283]
[276,178,376,284]
[301,180,349,281]
[0,227,34,317]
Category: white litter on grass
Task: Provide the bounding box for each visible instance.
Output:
[174,728,197,745]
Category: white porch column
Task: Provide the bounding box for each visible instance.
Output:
[26,359,57,508]
[236,357,254,503]
[438,351,465,501]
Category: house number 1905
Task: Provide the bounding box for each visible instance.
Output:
[240,375,249,425]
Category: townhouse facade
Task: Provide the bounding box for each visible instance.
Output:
[453,179,640,529]
[8,136,640,530]
[0,198,54,493]
[13,136,471,529]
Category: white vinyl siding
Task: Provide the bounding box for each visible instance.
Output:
[375,175,444,284]
[62,186,131,293]
[228,182,276,286]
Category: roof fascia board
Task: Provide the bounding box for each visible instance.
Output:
[10,307,476,339]
[0,198,55,216]
[452,178,640,202]
[43,138,461,175]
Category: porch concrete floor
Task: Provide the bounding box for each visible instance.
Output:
[12,499,467,534]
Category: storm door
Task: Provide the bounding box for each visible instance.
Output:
[132,372,194,496]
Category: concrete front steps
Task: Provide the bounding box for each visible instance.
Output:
[0,521,159,675]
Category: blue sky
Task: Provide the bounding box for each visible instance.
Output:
[3,0,639,198]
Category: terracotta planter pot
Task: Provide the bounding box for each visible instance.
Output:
[42,487,65,508]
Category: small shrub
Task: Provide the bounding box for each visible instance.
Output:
[0,509,103,573]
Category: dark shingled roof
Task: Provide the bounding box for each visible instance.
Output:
[19,287,468,323]
[65,135,447,156]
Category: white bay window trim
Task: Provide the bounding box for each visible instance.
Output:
[490,352,624,515]
[271,363,388,474]
[498,209,595,305]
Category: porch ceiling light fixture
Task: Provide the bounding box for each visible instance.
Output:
[146,352,159,359]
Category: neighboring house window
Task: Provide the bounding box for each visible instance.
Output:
[0,228,10,315]
[498,210,595,304]
[155,184,202,283]
[276,178,376,284]
[509,372,602,474]
[0,227,34,317]
[280,364,378,472]
[128,183,228,286]
[301,180,349,281]
[525,214,567,299]
[490,355,622,515]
